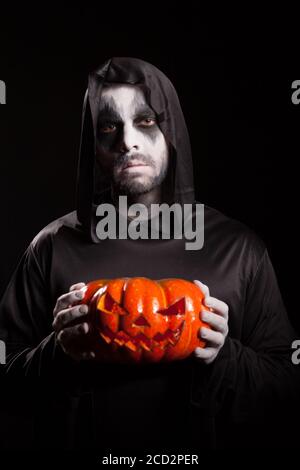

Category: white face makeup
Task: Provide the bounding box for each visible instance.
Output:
[96,84,169,195]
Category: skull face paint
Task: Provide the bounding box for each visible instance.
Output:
[96,84,169,196]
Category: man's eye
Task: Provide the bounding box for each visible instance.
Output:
[99,123,116,133]
[139,118,156,127]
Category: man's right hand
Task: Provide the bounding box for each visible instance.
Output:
[52,282,96,361]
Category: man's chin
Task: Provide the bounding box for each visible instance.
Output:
[116,177,156,196]
[120,184,153,196]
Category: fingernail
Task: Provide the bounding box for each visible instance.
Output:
[201,328,208,338]
[89,352,95,359]
[79,305,88,314]
[76,291,84,299]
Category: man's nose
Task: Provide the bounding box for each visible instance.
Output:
[118,123,139,153]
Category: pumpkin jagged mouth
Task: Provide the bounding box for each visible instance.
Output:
[98,321,185,352]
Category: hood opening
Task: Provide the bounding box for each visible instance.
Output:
[76,57,195,242]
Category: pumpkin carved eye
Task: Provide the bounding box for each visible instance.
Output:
[102,292,186,318]
[104,291,115,311]
[99,291,128,316]
[157,297,186,316]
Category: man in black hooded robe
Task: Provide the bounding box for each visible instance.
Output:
[0,57,299,451]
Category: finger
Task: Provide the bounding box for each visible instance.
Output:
[53,290,85,317]
[193,280,210,298]
[52,304,89,333]
[69,282,86,292]
[204,296,229,319]
[57,322,90,346]
[193,346,215,361]
[199,327,224,347]
[201,309,228,334]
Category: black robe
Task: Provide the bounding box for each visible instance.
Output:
[0,57,299,451]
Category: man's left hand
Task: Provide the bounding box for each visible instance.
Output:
[193,280,229,364]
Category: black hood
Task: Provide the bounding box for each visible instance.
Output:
[76,57,195,242]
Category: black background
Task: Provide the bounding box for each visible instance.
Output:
[0,6,299,452]
[1,8,299,331]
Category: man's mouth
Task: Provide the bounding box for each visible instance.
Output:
[122,162,149,171]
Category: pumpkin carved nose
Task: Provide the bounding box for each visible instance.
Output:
[134,315,151,327]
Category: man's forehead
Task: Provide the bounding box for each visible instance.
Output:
[99,84,149,117]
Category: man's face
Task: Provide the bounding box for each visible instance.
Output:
[96,84,169,195]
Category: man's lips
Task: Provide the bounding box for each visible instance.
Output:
[122,162,149,171]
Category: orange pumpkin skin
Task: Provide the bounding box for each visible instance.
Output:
[79,277,209,364]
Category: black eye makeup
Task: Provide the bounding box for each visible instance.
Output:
[98,103,122,133]
[133,104,156,118]
[136,116,157,128]
[97,102,158,136]
[98,121,119,134]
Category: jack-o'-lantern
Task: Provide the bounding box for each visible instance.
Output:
[79,277,210,363]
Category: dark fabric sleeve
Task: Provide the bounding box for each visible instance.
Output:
[189,249,300,447]
[0,243,76,378]
[0,242,94,450]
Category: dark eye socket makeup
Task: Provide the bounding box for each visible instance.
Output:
[98,116,157,133]
[99,122,118,133]
[133,105,157,125]
[135,116,157,126]
[98,104,157,133]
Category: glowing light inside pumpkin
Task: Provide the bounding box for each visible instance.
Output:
[99,322,185,352]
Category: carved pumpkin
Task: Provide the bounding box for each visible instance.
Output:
[79,277,209,363]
